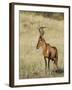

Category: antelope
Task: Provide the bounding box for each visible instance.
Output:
[36,27,58,74]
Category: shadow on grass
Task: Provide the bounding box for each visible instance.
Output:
[55,68,64,73]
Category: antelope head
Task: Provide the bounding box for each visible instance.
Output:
[36,27,46,49]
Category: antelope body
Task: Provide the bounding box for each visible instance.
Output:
[36,27,58,74]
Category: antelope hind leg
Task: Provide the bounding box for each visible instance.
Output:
[54,58,58,72]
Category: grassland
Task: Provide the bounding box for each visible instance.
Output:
[19,11,64,79]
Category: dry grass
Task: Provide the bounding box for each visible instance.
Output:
[19,11,64,79]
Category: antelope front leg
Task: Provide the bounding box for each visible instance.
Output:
[48,58,51,75]
[44,57,47,74]
[48,58,50,70]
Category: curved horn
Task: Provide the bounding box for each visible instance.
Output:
[39,27,45,36]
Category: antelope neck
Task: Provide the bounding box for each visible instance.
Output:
[41,39,47,50]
